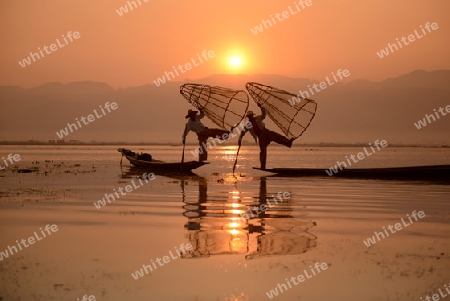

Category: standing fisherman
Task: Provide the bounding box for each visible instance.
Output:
[238,104,294,169]
[182,109,229,162]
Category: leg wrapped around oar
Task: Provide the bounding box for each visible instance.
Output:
[264,129,294,148]
[201,128,230,140]
[196,128,231,162]
[197,134,209,162]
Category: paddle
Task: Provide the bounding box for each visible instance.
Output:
[181,140,185,164]
[232,143,241,175]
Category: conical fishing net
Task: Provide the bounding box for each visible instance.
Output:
[246,82,317,140]
[180,84,249,130]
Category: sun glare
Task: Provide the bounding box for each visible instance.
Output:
[222,49,249,73]
[229,56,242,67]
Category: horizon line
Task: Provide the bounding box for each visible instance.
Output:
[1,69,448,90]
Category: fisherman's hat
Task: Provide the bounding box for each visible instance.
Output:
[186,109,198,118]
[246,110,255,116]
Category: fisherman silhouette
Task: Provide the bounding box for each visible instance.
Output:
[182,109,229,162]
[238,104,294,169]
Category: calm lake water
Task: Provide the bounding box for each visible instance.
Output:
[0,145,449,301]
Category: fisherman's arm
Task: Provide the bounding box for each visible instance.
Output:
[199,110,205,119]
[259,104,266,119]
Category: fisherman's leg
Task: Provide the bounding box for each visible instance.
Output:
[259,137,269,169]
[265,129,293,148]
[198,135,208,162]
[201,149,208,162]
[203,128,229,140]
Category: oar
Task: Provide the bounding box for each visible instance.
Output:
[181,141,185,164]
[232,144,242,175]
[119,148,124,166]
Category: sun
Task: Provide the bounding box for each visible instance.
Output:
[229,56,242,67]
[221,50,249,73]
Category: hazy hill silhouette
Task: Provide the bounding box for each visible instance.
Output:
[0,70,449,144]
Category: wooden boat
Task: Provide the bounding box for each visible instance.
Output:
[118,148,207,174]
[253,165,450,181]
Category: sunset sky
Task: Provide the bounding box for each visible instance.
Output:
[1,0,449,88]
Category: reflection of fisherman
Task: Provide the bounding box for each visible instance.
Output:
[182,109,229,162]
[238,104,294,169]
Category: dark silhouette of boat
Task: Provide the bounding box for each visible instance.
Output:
[118,148,207,174]
[254,165,450,182]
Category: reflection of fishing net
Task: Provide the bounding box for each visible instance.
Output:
[180,84,249,130]
[246,82,317,140]
[245,231,317,259]
[245,219,317,259]
[183,230,248,258]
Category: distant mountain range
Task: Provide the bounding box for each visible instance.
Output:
[1,70,449,144]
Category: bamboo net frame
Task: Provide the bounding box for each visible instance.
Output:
[246,82,317,140]
[180,83,249,130]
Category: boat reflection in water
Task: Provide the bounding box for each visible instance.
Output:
[181,176,317,259]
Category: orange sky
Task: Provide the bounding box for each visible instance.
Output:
[1,0,449,88]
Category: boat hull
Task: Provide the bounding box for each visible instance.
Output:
[253,165,450,181]
[118,148,207,174]
[125,155,207,173]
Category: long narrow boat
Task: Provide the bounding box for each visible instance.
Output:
[118,148,207,174]
[253,165,450,181]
